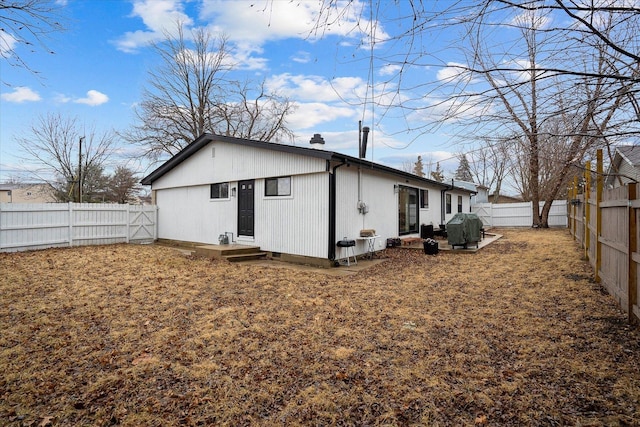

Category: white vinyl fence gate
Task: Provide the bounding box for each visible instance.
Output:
[471,200,568,227]
[0,203,157,252]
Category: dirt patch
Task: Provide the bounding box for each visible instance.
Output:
[1,228,639,426]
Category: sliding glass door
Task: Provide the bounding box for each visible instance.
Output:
[398,185,419,235]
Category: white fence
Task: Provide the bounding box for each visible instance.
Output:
[0,203,157,252]
[472,200,568,227]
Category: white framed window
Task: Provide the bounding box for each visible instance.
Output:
[265,176,291,197]
[420,189,429,208]
[210,182,229,199]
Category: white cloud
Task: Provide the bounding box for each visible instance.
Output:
[114,0,193,52]
[379,64,401,77]
[409,94,492,125]
[292,51,312,64]
[510,10,552,30]
[288,102,357,129]
[200,0,342,44]
[114,0,386,74]
[74,90,109,106]
[0,31,17,56]
[53,93,72,103]
[266,73,366,103]
[1,87,41,103]
[436,62,472,84]
[199,0,388,67]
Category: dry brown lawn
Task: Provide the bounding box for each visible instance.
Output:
[1,228,640,426]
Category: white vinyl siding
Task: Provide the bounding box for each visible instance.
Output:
[156,185,236,244]
[153,141,327,190]
[255,173,328,258]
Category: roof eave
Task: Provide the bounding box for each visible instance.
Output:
[141,133,333,185]
[140,133,474,194]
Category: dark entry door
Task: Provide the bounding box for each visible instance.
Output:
[237,180,255,237]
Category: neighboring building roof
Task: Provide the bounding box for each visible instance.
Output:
[141,133,474,194]
[605,145,640,187]
[617,145,640,166]
[488,193,523,204]
[0,183,47,190]
[451,180,479,193]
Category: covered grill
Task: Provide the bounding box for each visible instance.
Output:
[447,213,483,249]
[336,238,357,266]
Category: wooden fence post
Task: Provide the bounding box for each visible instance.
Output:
[584,161,591,261]
[596,149,603,283]
[629,183,638,324]
[571,176,578,240]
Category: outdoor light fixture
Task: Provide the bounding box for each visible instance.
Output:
[231,187,237,197]
[394,184,399,194]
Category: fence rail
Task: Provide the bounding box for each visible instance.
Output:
[472,200,568,228]
[0,203,157,252]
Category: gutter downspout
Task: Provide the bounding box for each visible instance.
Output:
[440,179,455,226]
[329,159,347,262]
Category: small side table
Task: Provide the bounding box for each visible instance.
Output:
[358,235,380,259]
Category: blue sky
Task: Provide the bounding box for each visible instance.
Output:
[0,0,466,183]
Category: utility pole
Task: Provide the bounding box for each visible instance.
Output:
[78,136,84,203]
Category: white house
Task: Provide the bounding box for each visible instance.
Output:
[605,145,640,188]
[141,133,474,267]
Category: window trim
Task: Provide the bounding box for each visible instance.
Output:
[264,176,292,198]
[420,189,429,209]
[210,182,230,200]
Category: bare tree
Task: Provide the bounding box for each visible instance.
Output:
[466,137,513,203]
[310,0,638,226]
[16,113,117,202]
[465,8,629,226]
[400,160,413,174]
[214,79,296,142]
[106,165,140,204]
[0,0,65,81]
[125,22,296,163]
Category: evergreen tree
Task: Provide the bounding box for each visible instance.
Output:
[413,155,425,177]
[430,162,445,182]
[454,154,474,182]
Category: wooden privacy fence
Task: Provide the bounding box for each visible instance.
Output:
[0,203,157,252]
[569,178,640,324]
[472,200,568,227]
